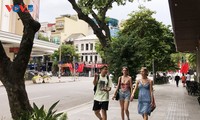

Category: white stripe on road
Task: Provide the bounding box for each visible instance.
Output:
[30,95,51,100]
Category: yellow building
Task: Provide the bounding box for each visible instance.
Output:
[51,14,89,44]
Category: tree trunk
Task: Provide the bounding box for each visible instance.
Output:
[3,78,32,119]
[0,0,40,119]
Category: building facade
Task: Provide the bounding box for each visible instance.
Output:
[0,0,59,61]
[0,0,40,35]
[51,14,89,44]
[74,34,102,64]
[39,22,56,41]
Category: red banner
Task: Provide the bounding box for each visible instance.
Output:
[77,63,84,72]
[9,47,19,53]
[180,62,189,73]
[61,63,73,72]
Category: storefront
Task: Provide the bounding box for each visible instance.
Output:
[0,30,59,60]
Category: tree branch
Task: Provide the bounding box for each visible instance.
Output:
[0,41,11,79]
[68,0,108,47]
[90,10,110,42]
[12,0,40,73]
[91,0,113,37]
[90,10,103,27]
[99,0,114,43]
[99,0,114,21]
[0,41,10,62]
[13,0,40,33]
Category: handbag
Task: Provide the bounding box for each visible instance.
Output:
[115,77,121,101]
[115,89,119,100]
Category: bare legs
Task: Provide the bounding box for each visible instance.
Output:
[94,109,107,120]
[142,113,148,120]
[94,110,102,120]
[102,109,107,120]
[120,100,130,120]
[120,100,125,120]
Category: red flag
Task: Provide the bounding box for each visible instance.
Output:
[180,62,189,73]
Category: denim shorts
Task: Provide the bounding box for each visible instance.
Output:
[119,90,131,101]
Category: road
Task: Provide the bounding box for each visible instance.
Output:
[0,74,152,119]
[0,77,100,120]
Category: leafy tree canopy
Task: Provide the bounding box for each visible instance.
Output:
[38,33,49,41]
[68,0,151,48]
[101,6,176,81]
[51,44,79,63]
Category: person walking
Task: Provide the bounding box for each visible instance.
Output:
[181,73,186,87]
[93,65,112,120]
[174,74,180,87]
[112,67,132,120]
[130,67,154,120]
[186,72,191,86]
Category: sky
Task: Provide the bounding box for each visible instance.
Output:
[39,0,172,26]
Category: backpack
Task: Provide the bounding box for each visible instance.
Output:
[93,74,109,95]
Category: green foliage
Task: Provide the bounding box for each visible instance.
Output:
[51,44,79,63]
[105,36,140,82]
[170,53,182,69]
[77,0,135,15]
[51,44,79,74]
[187,53,196,70]
[69,0,148,48]
[38,33,49,41]
[18,101,67,120]
[171,52,197,71]
[100,6,176,81]
[125,6,175,70]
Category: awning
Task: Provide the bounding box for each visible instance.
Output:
[168,0,200,52]
[84,63,107,68]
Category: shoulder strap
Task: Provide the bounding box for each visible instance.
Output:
[118,77,122,89]
[107,75,109,80]
[97,74,100,81]
[106,75,109,86]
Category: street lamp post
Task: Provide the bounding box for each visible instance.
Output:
[92,43,94,77]
[58,41,62,79]
[73,56,76,81]
[89,42,94,77]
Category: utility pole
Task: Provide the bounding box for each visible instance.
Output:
[92,43,94,77]
[73,56,76,81]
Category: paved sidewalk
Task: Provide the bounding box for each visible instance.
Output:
[66,81,200,120]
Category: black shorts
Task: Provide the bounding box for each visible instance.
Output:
[92,100,109,111]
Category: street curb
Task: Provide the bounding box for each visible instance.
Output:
[57,93,116,114]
